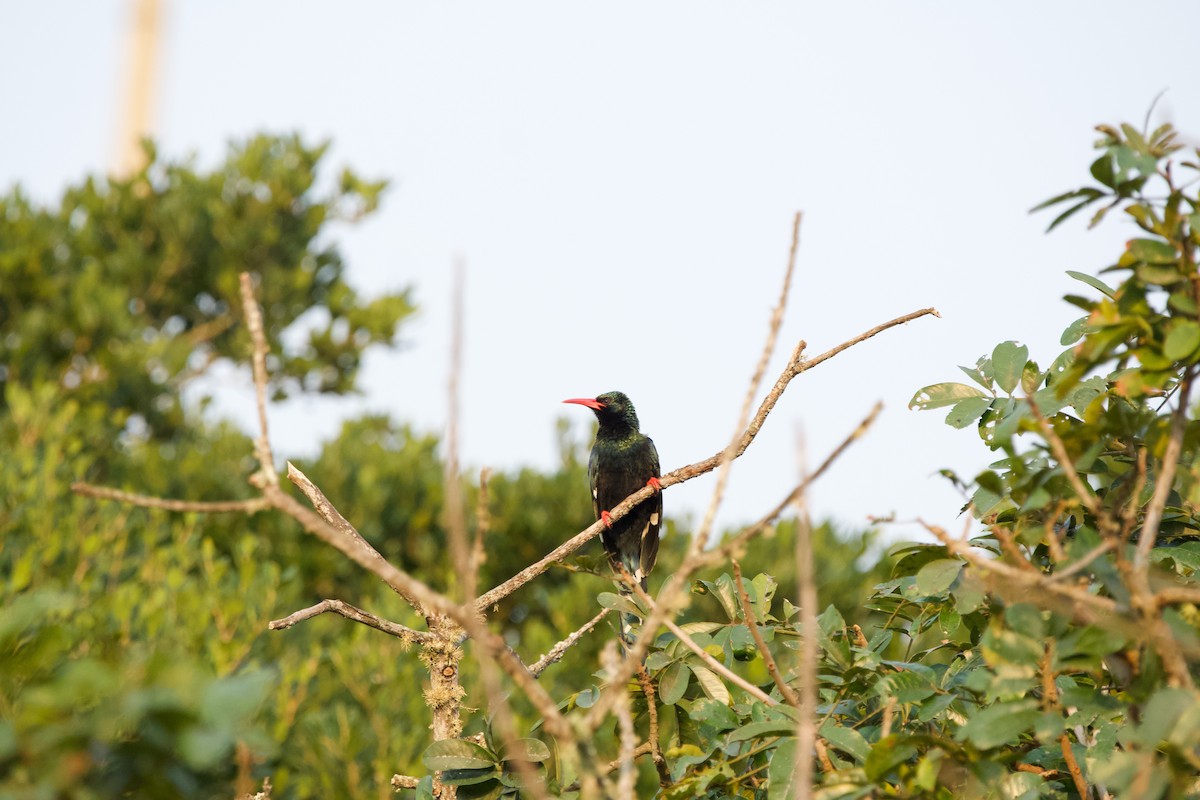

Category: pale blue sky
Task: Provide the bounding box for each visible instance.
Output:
[5,3,1199,540]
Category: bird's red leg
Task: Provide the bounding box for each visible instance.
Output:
[647,477,662,491]
[601,510,614,528]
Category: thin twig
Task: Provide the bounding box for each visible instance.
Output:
[707,402,883,568]
[1060,733,1089,799]
[637,665,671,785]
[70,483,270,513]
[1027,401,1103,521]
[528,608,611,678]
[604,643,638,800]
[1129,369,1194,688]
[792,436,818,800]
[268,599,434,644]
[642,605,774,706]
[390,775,420,790]
[922,519,1117,617]
[694,212,803,552]
[284,464,438,617]
[733,560,798,707]
[1136,370,1193,567]
[472,308,938,612]
[238,272,278,488]
[561,743,655,793]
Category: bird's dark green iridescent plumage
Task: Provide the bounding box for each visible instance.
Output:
[563,391,662,643]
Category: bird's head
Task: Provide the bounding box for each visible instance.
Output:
[563,390,640,433]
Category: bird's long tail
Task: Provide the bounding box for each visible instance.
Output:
[617,578,648,656]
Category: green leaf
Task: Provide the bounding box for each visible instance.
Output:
[596,592,639,615]
[1127,238,1177,264]
[439,767,500,787]
[1136,263,1184,286]
[688,697,738,731]
[864,734,919,780]
[498,738,550,763]
[659,662,691,705]
[818,722,870,763]
[909,383,988,411]
[991,341,1029,395]
[767,738,798,799]
[873,669,936,704]
[956,700,1039,749]
[690,665,732,705]
[1090,153,1116,187]
[1165,321,1200,361]
[728,720,796,742]
[1065,270,1115,299]
[945,396,992,430]
[456,779,504,800]
[422,739,498,772]
[916,559,963,595]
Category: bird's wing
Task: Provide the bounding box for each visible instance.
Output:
[587,446,601,521]
[640,437,663,580]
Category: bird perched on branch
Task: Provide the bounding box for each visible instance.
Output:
[563,391,662,646]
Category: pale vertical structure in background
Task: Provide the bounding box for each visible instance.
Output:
[113,0,163,176]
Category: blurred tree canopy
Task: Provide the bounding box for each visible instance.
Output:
[0,135,412,447]
[0,136,886,798]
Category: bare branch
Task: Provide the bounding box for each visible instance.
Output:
[707,402,883,568]
[268,599,434,644]
[562,743,655,793]
[238,272,278,488]
[283,463,439,617]
[624,576,775,706]
[71,482,270,513]
[694,212,803,552]
[390,774,420,790]
[1136,370,1194,567]
[603,643,638,800]
[637,665,671,786]
[1027,400,1104,522]
[792,446,818,800]
[528,608,611,678]
[920,519,1118,615]
[733,560,798,707]
[473,310,934,612]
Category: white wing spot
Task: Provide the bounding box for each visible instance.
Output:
[592,487,598,498]
[650,512,659,526]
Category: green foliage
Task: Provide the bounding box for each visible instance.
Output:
[24,117,1200,799]
[0,135,409,446]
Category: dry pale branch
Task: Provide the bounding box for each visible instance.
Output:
[473,309,936,613]
[562,743,656,794]
[390,774,420,790]
[603,643,639,800]
[70,482,270,514]
[733,560,798,707]
[636,665,671,785]
[1135,369,1194,568]
[707,402,883,569]
[1027,401,1104,523]
[283,464,445,619]
[625,575,775,706]
[528,608,611,678]
[792,453,819,800]
[920,520,1117,615]
[238,273,279,490]
[267,599,434,644]
[693,213,804,553]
